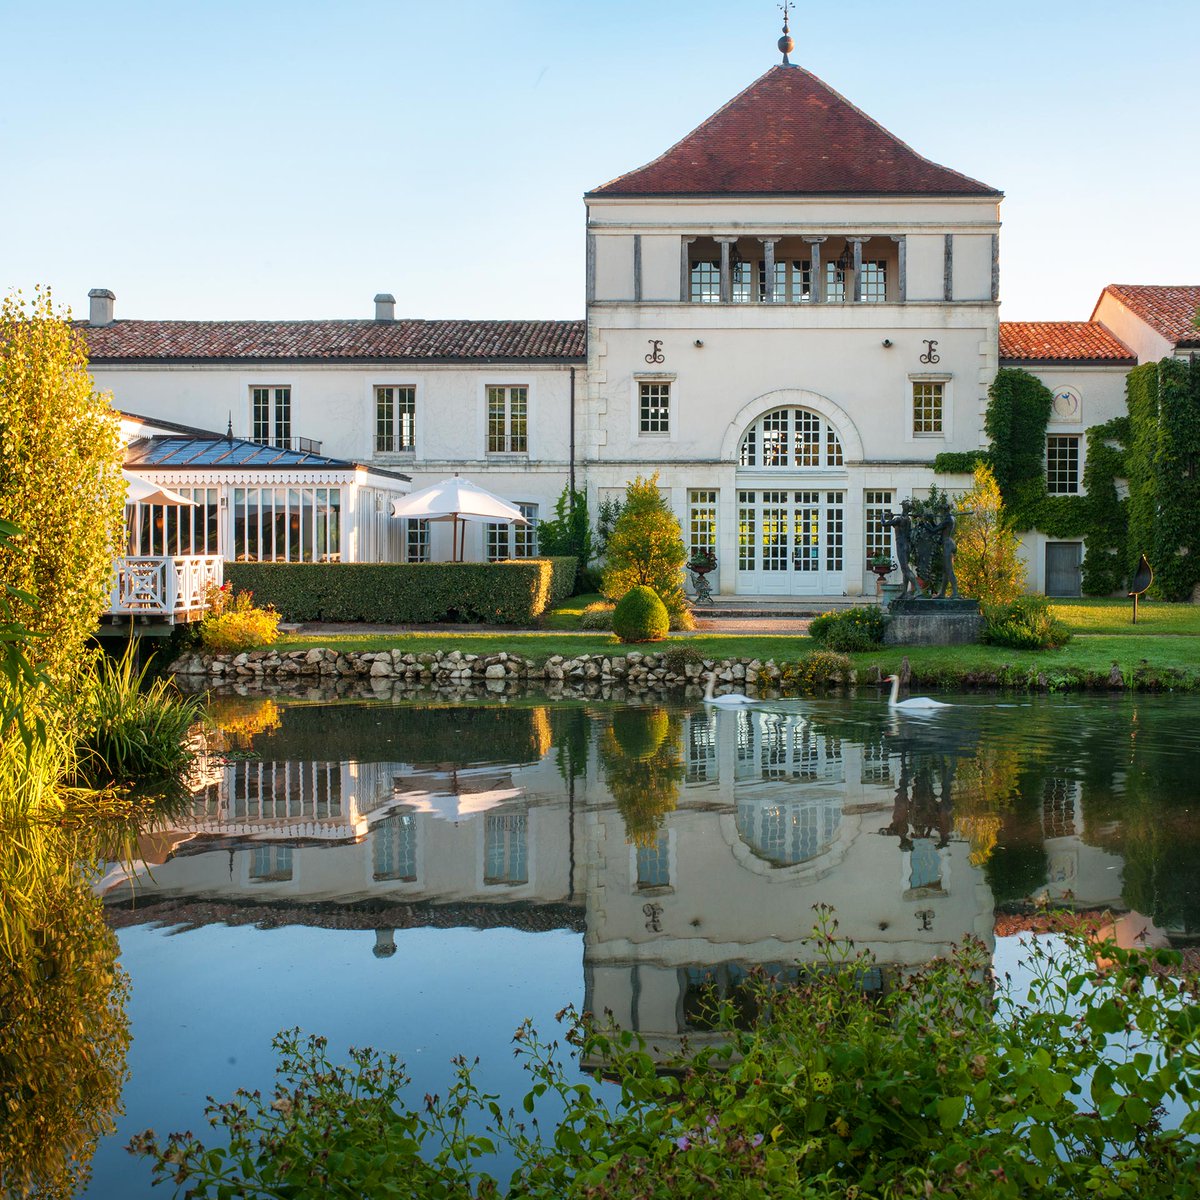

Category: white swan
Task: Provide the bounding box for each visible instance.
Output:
[885,674,951,710]
[704,671,756,707]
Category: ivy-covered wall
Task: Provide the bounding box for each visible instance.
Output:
[1127,358,1200,601]
[937,360,1199,599]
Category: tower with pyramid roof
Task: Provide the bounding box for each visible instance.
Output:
[582,52,1002,599]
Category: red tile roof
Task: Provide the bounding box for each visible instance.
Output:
[1092,285,1200,349]
[999,322,1135,365]
[588,66,998,198]
[81,319,586,363]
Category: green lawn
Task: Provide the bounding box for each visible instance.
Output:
[261,594,1200,686]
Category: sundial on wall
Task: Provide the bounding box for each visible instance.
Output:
[1051,386,1082,422]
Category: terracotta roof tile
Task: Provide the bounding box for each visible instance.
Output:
[588,65,999,198]
[81,318,586,363]
[999,322,1136,365]
[1094,285,1200,349]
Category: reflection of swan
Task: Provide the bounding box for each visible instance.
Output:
[704,671,755,707]
[885,674,950,709]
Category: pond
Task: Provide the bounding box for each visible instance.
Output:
[80,689,1200,1196]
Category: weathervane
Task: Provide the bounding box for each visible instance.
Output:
[778,2,795,66]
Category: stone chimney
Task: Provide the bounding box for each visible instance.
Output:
[374,293,395,322]
[88,288,116,326]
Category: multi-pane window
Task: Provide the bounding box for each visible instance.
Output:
[250,844,293,882]
[686,713,717,783]
[737,492,757,571]
[912,382,944,436]
[864,490,895,564]
[825,492,845,572]
[824,262,847,303]
[233,487,342,562]
[688,490,717,563]
[636,833,670,889]
[131,487,219,556]
[373,812,418,881]
[690,260,720,303]
[484,811,528,885]
[487,503,538,561]
[406,519,430,563]
[639,382,670,434]
[487,385,528,453]
[860,261,887,303]
[1046,435,1080,494]
[757,260,813,303]
[251,386,291,448]
[375,386,415,452]
[739,408,844,468]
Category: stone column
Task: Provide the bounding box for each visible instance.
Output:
[680,237,696,302]
[943,234,954,302]
[803,236,827,303]
[633,234,642,303]
[760,237,781,302]
[851,237,867,302]
[891,235,907,303]
[717,237,738,304]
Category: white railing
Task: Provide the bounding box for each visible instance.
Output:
[108,555,223,617]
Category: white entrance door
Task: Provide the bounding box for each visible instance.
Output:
[736,489,845,595]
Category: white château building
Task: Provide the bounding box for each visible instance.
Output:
[81,54,1199,598]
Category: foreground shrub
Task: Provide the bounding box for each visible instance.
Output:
[808,605,885,652]
[224,561,559,626]
[199,586,281,653]
[983,594,1072,649]
[75,645,201,788]
[135,909,1200,1199]
[612,585,669,643]
[580,600,614,630]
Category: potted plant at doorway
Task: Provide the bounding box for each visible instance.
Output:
[868,554,896,580]
[687,549,717,577]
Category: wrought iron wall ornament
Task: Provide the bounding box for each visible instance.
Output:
[919,339,940,364]
[645,339,665,364]
[643,902,664,932]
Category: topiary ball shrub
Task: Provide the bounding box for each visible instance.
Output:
[808,606,886,652]
[982,595,1072,649]
[611,585,669,643]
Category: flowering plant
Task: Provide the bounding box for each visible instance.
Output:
[687,549,717,573]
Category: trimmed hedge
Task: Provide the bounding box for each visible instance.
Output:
[223,559,574,625]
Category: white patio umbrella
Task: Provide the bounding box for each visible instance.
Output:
[122,468,199,508]
[390,476,528,561]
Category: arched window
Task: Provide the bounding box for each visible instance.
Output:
[738,408,843,469]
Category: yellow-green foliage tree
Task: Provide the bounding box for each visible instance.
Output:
[0,289,124,689]
[954,462,1026,604]
[598,706,684,846]
[601,472,690,628]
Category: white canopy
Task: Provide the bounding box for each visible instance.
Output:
[390,476,527,524]
[390,476,527,561]
[122,469,199,507]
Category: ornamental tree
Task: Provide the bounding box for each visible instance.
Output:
[954,462,1026,604]
[0,289,124,689]
[602,472,689,626]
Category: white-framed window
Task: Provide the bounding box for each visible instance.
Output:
[373,812,417,881]
[686,712,717,783]
[687,489,717,562]
[864,490,895,563]
[639,381,670,435]
[731,258,754,304]
[233,487,342,562]
[825,491,845,572]
[824,261,847,303]
[690,260,720,303]
[912,382,944,436]
[738,408,844,468]
[251,386,291,448]
[860,261,887,303]
[132,486,219,556]
[375,386,415,452]
[250,844,293,882]
[406,518,429,563]
[1046,435,1081,494]
[487,385,528,453]
[636,832,670,889]
[484,811,528,885]
[487,503,538,561]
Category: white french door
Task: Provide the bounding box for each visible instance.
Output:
[736,488,845,595]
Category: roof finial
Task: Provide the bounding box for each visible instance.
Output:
[778,1,795,66]
[226,412,233,443]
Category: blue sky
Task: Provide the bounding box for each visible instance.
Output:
[2,0,1196,323]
